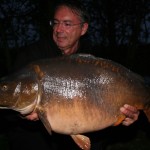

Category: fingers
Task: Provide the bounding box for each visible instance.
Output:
[121,118,134,126]
[25,112,39,121]
[124,104,139,114]
[120,104,140,126]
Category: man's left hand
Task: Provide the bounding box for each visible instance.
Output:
[120,104,140,126]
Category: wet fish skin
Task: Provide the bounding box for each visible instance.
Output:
[0,54,150,150]
[0,66,39,114]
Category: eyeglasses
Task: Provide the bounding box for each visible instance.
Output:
[49,20,84,29]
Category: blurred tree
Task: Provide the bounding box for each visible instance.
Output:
[92,0,150,73]
[0,0,40,75]
[0,0,40,48]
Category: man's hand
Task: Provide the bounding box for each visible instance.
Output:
[120,104,140,126]
[25,112,39,121]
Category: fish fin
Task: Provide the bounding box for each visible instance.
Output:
[71,134,91,150]
[113,114,126,126]
[37,110,52,135]
[33,65,44,80]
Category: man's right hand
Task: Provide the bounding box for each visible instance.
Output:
[25,112,39,121]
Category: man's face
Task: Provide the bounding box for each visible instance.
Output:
[52,6,88,55]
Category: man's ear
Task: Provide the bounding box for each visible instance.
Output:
[81,23,89,36]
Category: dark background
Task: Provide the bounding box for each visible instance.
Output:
[0,0,150,149]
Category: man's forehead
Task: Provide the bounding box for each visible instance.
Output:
[54,19,72,23]
[54,6,80,21]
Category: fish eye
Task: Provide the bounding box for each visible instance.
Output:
[2,85,8,91]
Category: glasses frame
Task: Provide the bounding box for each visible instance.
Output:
[49,20,85,29]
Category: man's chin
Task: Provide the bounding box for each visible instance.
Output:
[58,44,67,50]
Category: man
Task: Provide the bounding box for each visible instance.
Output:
[5,2,139,150]
[26,0,139,149]
[52,0,139,126]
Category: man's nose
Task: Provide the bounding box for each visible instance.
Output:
[55,23,65,32]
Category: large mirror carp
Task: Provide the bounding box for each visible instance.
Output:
[0,54,150,149]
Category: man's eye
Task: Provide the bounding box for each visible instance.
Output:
[53,22,59,25]
[64,23,72,27]
[2,85,8,91]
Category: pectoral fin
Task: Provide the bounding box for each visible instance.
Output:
[37,109,52,135]
[71,134,91,150]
